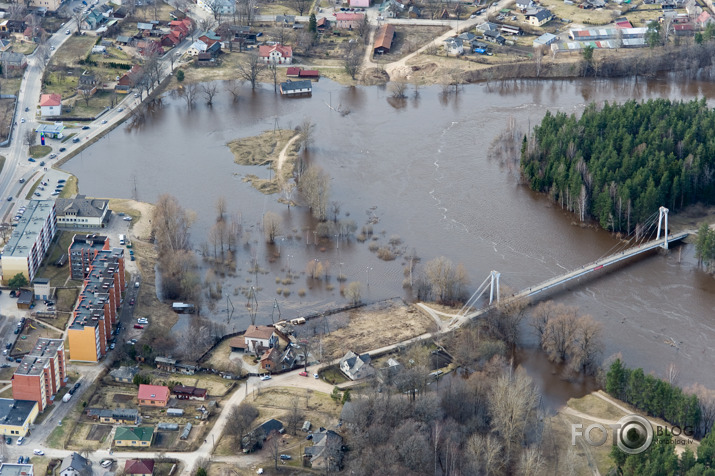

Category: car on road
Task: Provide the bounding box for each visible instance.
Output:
[73,382,80,391]
[39,161,45,166]
[101,120,107,124]
[134,324,144,329]
[58,179,66,183]
[24,107,29,112]
[50,45,55,50]
[5,343,12,350]
[20,118,25,123]
[299,371,308,377]
[59,147,66,152]
[260,374,271,381]
[123,216,132,221]
[72,137,80,143]
[16,437,24,445]
[18,178,25,183]
[129,298,135,306]
[28,158,35,162]
[34,193,40,197]
[65,29,70,34]
[81,126,90,130]
[137,318,148,324]
[279,455,291,460]
[314,373,319,379]
[33,450,44,456]
[118,108,124,112]
[49,154,56,159]
[110,343,115,349]
[6,197,11,202]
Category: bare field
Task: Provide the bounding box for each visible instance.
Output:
[311,300,436,361]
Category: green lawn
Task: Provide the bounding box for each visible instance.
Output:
[59,175,78,198]
[0,156,5,175]
[29,145,52,158]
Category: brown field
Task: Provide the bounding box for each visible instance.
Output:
[202,338,240,373]
[313,299,436,361]
[0,98,16,143]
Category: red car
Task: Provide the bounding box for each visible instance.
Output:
[299,371,308,377]
[129,299,135,306]
[133,324,144,329]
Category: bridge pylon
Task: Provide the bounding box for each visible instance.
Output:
[489,270,501,305]
[656,206,669,250]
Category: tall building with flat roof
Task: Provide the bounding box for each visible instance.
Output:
[67,241,124,363]
[12,339,67,412]
[1,201,56,285]
[69,234,109,280]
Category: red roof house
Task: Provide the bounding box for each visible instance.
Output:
[137,384,170,407]
[172,385,207,401]
[258,44,292,64]
[125,459,155,476]
[286,66,301,77]
[298,69,320,79]
[39,93,61,107]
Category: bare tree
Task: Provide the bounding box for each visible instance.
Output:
[286,399,303,435]
[202,83,218,105]
[344,42,362,80]
[237,52,266,90]
[182,83,198,108]
[466,433,504,476]
[519,447,545,476]
[268,62,278,93]
[263,211,281,244]
[344,281,362,305]
[24,130,36,148]
[198,17,218,35]
[568,315,603,375]
[533,44,545,77]
[152,194,194,254]
[36,44,51,67]
[484,291,529,347]
[292,0,310,15]
[80,87,93,107]
[295,30,316,56]
[530,301,572,345]
[224,79,242,102]
[422,256,469,305]
[665,362,679,385]
[72,10,85,33]
[389,78,408,98]
[268,430,281,470]
[226,402,259,448]
[296,118,315,151]
[215,196,226,222]
[8,3,26,20]
[542,309,579,363]
[299,165,331,221]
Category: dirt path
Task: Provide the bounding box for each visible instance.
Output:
[275,134,300,185]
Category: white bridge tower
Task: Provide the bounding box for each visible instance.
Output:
[656,206,669,250]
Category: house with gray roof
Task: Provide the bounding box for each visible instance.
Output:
[59,452,91,476]
[339,351,374,380]
[304,429,344,471]
[110,366,139,383]
[55,195,110,228]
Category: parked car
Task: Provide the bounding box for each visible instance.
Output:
[59,148,66,152]
[39,161,45,166]
[279,455,291,460]
[260,374,271,381]
[314,373,319,379]
[65,29,70,34]
[16,437,24,445]
[58,179,66,183]
[28,158,35,162]
[34,193,40,197]
[133,324,144,329]
[81,126,90,130]
[101,460,113,468]
[299,371,308,377]
[129,298,135,306]
[73,382,80,391]
[110,343,115,350]
[18,178,25,183]
[16,457,22,464]
[33,450,44,456]
[6,197,11,202]
[24,107,29,112]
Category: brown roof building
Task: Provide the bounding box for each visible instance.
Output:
[374,24,395,54]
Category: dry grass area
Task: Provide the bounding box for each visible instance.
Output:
[228,129,299,195]
[318,300,436,361]
[668,203,715,233]
[0,97,17,143]
[58,175,79,199]
[567,393,626,422]
[0,366,15,381]
[202,338,241,373]
[164,374,236,397]
[389,26,451,62]
[539,0,621,25]
[11,41,37,55]
[215,386,340,460]
[12,325,62,356]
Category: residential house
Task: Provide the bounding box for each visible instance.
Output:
[444,37,463,55]
[161,31,181,48]
[187,40,208,56]
[116,35,133,45]
[697,11,713,28]
[379,0,403,18]
[258,44,292,64]
[59,452,91,476]
[172,385,207,401]
[116,65,142,93]
[484,29,506,45]
[286,66,301,77]
[373,24,395,54]
[316,17,330,32]
[77,72,98,97]
[260,347,280,371]
[124,459,154,476]
[304,429,344,471]
[525,9,554,26]
[674,23,695,35]
[516,0,532,11]
[0,39,11,52]
[476,21,499,33]
[206,41,221,57]
[501,25,522,36]
[408,5,421,18]
[0,52,27,73]
[136,40,163,57]
[350,0,369,6]
[242,325,278,353]
[86,408,139,425]
[0,399,39,437]
[339,351,374,380]
[335,12,365,29]
[197,0,235,15]
[137,384,170,407]
[114,426,154,447]
[23,26,45,42]
[242,419,284,452]
[377,357,403,384]
[110,366,139,383]
[533,32,558,47]
[29,0,62,11]
[198,31,221,47]
[5,21,27,34]
[137,22,154,36]
[39,94,61,117]
[84,10,106,30]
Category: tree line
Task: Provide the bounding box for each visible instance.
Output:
[606,359,705,437]
[521,99,715,234]
[696,222,715,274]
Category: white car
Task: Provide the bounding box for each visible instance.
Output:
[137,318,148,325]
[65,29,70,35]
[123,216,132,221]
[33,449,44,456]
[260,375,271,381]
[313,373,319,379]
[20,118,25,124]
[16,437,24,445]
[100,460,113,468]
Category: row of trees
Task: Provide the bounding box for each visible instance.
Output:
[521,99,715,233]
[606,359,703,436]
[696,222,715,274]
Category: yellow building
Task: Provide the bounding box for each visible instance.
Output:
[1,201,57,285]
[114,427,154,447]
[28,0,62,12]
[0,399,39,437]
[67,325,100,362]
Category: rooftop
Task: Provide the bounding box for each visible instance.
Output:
[244,325,275,340]
[0,399,37,427]
[125,460,155,475]
[0,464,34,476]
[114,426,154,442]
[56,196,109,219]
[39,93,61,107]
[137,384,169,401]
[14,356,49,377]
[3,200,56,258]
[28,338,63,358]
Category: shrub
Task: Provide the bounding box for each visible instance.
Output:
[377,246,396,261]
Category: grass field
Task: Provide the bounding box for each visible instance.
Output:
[59,175,78,198]
[36,231,75,287]
[29,145,52,158]
[11,41,37,55]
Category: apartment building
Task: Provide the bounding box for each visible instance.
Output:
[1,201,57,285]
[12,339,67,412]
[67,237,125,363]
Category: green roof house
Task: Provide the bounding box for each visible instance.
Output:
[114,426,154,447]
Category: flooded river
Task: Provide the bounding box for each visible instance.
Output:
[66,76,715,389]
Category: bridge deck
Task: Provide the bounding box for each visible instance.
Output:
[459,232,690,323]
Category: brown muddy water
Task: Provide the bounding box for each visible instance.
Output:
[66,76,715,394]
